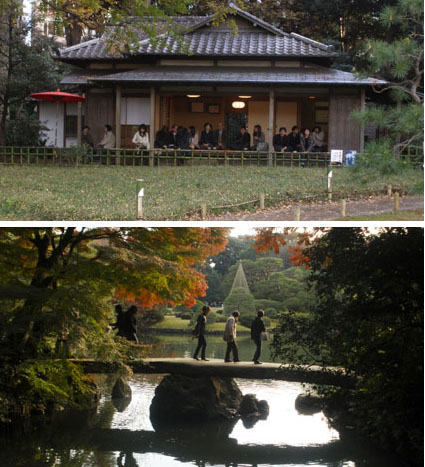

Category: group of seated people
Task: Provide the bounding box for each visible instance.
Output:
[82,122,326,153]
[152,123,325,153]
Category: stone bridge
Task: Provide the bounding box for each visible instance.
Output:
[72,357,355,388]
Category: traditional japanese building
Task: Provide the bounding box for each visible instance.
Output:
[49,3,384,150]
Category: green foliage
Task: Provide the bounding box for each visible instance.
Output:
[13,360,98,409]
[354,0,424,152]
[224,286,256,316]
[272,228,424,462]
[0,3,66,145]
[0,166,422,220]
[353,140,411,174]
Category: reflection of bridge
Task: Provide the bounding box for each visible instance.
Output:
[73,427,359,465]
[73,357,355,388]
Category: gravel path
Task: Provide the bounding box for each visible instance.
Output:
[207,195,424,221]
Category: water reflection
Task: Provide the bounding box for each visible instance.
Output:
[1,375,400,466]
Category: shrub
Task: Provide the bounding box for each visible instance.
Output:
[14,360,99,409]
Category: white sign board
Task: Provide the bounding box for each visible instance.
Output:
[330,149,343,164]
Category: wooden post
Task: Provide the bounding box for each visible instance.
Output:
[259,193,265,210]
[387,185,392,198]
[200,202,207,220]
[394,192,400,211]
[149,86,156,167]
[340,199,346,218]
[77,101,82,147]
[115,85,121,149]
[136,179,144,219]
[294,207,301,221]
[359,88,366,152]
[327,168,333,201]
[268,87,275,167]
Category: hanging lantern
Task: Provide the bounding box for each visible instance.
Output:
[232,101,246,109]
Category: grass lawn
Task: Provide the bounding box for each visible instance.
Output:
[0,165,422,220]
[336,209,424,221]
[151,315,251,332]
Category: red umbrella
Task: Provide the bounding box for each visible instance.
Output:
[30,89,85,146]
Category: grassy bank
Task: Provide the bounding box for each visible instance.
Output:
[150,315,251,332]
[336,209,424,221]
[0,165,422,220]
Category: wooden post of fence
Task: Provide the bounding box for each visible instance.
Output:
[200,202,207,220]
[294,207,301,221]
[327,169,333,201]
[340,199,346,218]
[136,179,144,219]
[387,185,392,198]
[394,192,400,211]
[259,193,265,210]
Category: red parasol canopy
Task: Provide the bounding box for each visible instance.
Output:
[29,89,85,103]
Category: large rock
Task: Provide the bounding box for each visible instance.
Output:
[111,377,132,399]
[295,393,323,415]
[150,374,243,424]
[238,393,269,428]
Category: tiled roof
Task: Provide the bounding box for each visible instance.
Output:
[58,5,334,62]
[61,66,385,86]
[59,30,333,61]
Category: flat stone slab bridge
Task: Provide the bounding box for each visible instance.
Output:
[73,358,355,388]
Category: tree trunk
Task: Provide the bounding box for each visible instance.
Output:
[65,18,83,46]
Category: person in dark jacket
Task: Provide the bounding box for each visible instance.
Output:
[287,126,301,152]
[167,124,179,148]
[82,125,94,148]
[155,126,170,149]
[200,123,215,149]
[124,305,138,343]
[273,127,289,152]
[233,127,251,150]
[193,305,210,361]
[251,310,266,364]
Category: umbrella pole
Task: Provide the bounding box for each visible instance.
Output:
[55,101,59,147]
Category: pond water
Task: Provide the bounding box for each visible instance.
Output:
[2,335,401,467]
[141,334,276,362]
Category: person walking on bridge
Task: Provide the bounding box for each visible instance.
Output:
[224,311,240,363]
[193,305,210,361]
[251,309,266,364]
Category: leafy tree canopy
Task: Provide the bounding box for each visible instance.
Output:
[0,227,228,358]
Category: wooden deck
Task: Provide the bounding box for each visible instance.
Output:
[73,357,355,388]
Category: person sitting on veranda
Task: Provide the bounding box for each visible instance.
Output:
[252,124,267,151]
[167,124,179,149]
[233,126,251,151]
[200,123,215,149]
[287,126,301,152]
[82,125,94,148]
[98,124,116,148]
[132,124,150,150]
[214,122,228,150]
[154,126,170,149]
[311,126,325,152]
[188,126,199,149]
[300,128,313,167]
[273,127,289,152]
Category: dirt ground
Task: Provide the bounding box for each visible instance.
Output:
[206,195,424,221]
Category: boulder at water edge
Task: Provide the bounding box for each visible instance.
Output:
[150,374,243,423]
[111,377,132,399]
